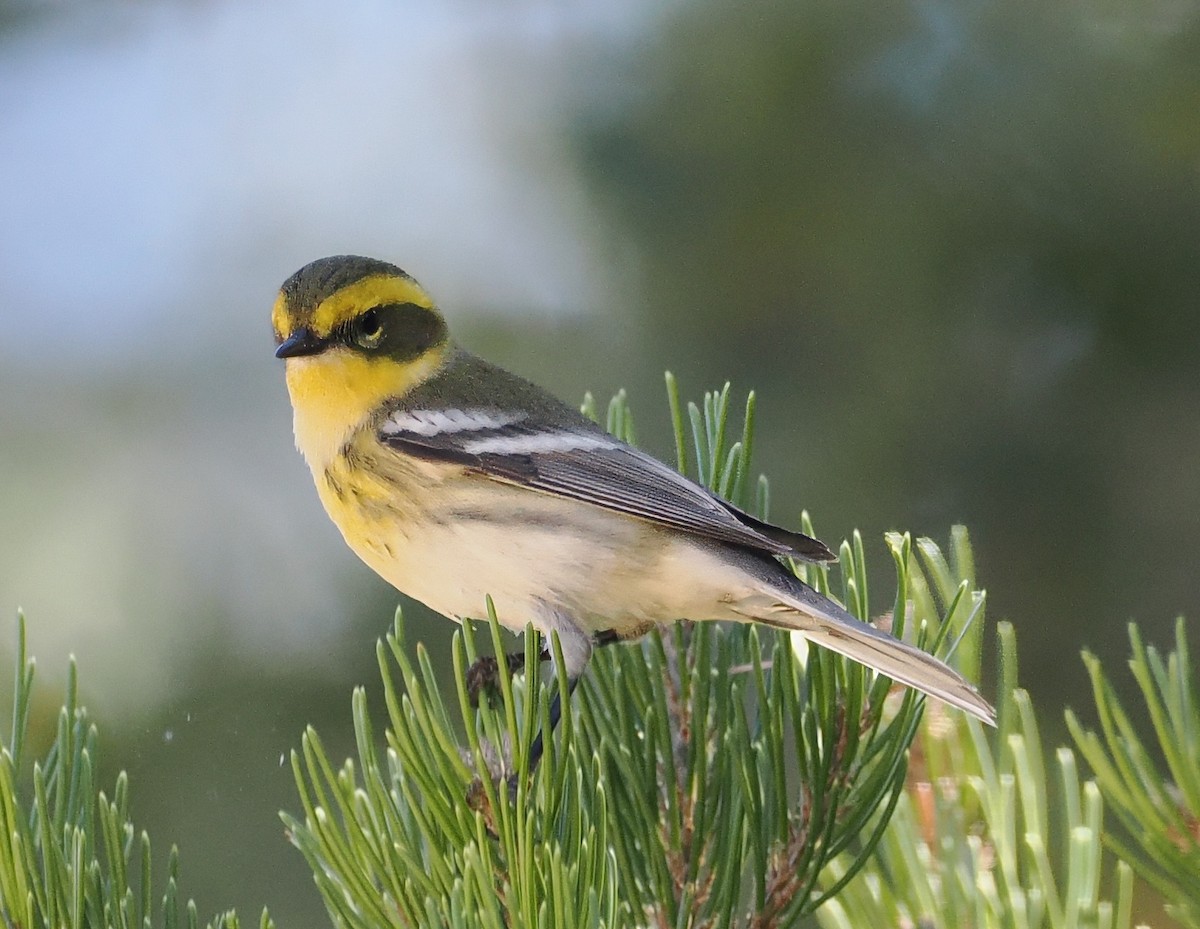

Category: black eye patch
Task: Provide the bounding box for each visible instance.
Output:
[340,302,447,361]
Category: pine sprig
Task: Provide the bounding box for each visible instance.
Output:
[816,534,1140,929]
[1068,619,1200,927]
[0,613,267,929]
[285,609,619,929]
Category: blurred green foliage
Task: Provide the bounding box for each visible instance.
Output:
[573,0,1200,716]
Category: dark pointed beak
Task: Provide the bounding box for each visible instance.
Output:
[275,328,326,359]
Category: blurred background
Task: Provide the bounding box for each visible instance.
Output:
[1,0,1198,923]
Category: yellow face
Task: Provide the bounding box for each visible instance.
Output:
[273,260,451,471]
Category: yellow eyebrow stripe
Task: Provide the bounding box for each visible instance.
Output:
[311,274,435,336]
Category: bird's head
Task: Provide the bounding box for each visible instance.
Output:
[273,255,451,466]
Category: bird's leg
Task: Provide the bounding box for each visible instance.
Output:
[517,674,581,782]
[465,645,551,708]
[519,630,619,774]
[469,630,634,804]
[467,670,580,822]
[505,615,594,785]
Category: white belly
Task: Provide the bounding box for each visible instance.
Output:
[329,462,740,619]
[355,480,747,633]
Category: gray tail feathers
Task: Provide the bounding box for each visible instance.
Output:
[732,579,996,726]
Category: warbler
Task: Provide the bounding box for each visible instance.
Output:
[273,255,995,761]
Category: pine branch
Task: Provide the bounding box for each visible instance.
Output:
[8,378,1169,929]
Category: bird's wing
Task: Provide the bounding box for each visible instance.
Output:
[378,407,835,562]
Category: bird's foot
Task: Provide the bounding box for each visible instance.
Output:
[465,649,548,707]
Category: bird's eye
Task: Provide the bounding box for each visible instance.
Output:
[352,308,384,349]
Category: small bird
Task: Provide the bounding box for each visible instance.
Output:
[273,255,995,766]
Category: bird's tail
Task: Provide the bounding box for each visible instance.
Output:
[731,577,996,725]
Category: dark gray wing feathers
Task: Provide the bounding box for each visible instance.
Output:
[378,407,835,563]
